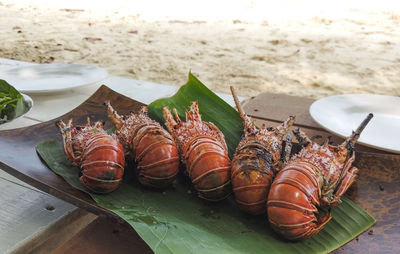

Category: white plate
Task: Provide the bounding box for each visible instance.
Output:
[309,94,400,154]
[0,64,108,94]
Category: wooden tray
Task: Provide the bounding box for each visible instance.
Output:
[0,85,144,221]
[1,85,399,253]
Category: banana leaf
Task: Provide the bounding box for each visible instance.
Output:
[148,72,242,158]
[36,73,375,254]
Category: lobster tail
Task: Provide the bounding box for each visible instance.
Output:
[231,140,274,214]
[58,119,125,193]
[107,103,180,188]
[163,102,232,201]
[133,124,180,188]
[230,86,295,214]
[186,136,231,201]
[267,162,329,240]
[267,114,373,239]
[80,133,125,193]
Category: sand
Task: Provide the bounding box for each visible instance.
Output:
[0,0,399,99]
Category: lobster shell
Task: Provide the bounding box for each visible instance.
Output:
[230,86,295,214]
[163,101,231,201]
[267,113,373,240]
[57,118,125,193]
[105,102,180,188]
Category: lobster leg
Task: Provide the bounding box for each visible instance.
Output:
[139,106,148,115]
[104,100,124,130]
[162,106,178,133]
[327,113,373,205]
[230,86,257,133]
[93,118,103,129]
[186,101,201,122]
[349,113,374,142]
[302,210,332,239]
[56,119,80,165]
[330,166,359,206]
[282,133,293,164]
[292,128,312,147]
[275,115,295,135]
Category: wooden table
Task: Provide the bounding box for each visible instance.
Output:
[0,59,398,253]
[0,58,240,253]
[243,93,400,253]
[52,91,400,253]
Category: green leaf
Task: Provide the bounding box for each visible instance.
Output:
[148,72,243,158]
[36,74,375,253]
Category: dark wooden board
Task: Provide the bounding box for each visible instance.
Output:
[244,93,317,128]
[53,216,152,254]
[0,85,145,221]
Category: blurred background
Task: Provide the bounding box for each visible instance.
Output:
[1,0,399,98]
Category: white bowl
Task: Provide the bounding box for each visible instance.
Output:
[0,93,33,128]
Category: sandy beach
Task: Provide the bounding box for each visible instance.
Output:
[0,0,399,99]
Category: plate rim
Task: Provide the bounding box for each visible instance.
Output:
[309,93,400,154]
[2,63,109,94]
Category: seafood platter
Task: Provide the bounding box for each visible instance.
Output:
[1,74,398,253]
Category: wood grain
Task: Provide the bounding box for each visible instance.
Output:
[52,217,152,254]
[244,93,317,127]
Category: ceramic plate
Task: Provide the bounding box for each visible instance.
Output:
[309,94,400,153]
[0,64,108,94]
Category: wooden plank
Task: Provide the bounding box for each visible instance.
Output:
[0,171,81,254]
[11,209,96,254]
[243,93,318,128]
[52,217,152,254]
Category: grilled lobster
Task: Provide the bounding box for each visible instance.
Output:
[267,113,374,240]
[230,86,295,215]
[163,101,231,201]
[57,118,125,193]
[105,101,180,188]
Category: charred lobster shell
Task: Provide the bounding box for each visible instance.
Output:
[230,86,295,215]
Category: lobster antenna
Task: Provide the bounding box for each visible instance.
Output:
[230,86,245,119]
[350,113,374,142]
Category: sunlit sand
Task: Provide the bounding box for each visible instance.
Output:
[1,0,399,98]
